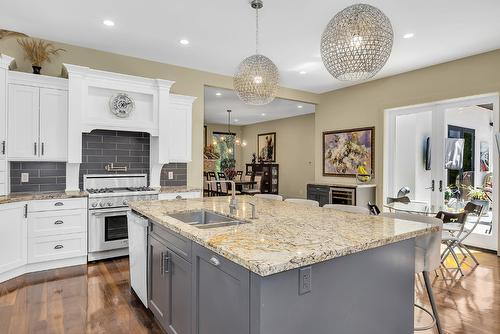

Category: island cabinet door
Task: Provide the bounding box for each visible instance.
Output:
[167,251,191,334]
[192,244,250,334]
[149,235,170,330]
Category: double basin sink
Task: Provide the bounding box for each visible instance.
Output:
[168,210,246,229]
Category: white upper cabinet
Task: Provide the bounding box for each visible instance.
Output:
[167,94,195,163]
[0,202,27,276]
[6,72,68,161]
[39,88,68,160]
[7,84,40,160]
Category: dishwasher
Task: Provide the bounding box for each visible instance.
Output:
[127,211,149,307]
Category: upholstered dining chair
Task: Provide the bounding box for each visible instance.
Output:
[380,212,443,334]
[284,198,320,207]
[241,173,262,195]
[323,204,370,214]
[254,194,283,201]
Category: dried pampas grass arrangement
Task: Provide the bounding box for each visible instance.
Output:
[0,29,28,40]
[17,38,65,74]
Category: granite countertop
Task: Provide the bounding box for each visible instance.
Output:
[0,191,88,205]
[129,196,439,277]
[157,186,202,193]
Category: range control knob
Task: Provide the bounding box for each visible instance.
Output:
[99,202,104,208]
[107,202,113,207]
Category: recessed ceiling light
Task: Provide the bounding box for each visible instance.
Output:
[215,92,222,96]
[103,19,115,27]
[261,113,266,116]
[179,39,190,45]
[234,119,239,122]
[403,33,415,39]
[299,71,307,75]
[297,105,303,109]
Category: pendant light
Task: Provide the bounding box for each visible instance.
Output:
[217,110,246,149]
[234,0,279,106]
[320,3,393,81]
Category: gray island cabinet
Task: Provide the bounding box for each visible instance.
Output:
[147,220,415,334]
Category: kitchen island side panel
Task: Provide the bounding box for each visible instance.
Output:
[251,238,415,334]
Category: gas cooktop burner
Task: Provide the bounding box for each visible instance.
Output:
[86,188,114,194]
[127,186,155,192]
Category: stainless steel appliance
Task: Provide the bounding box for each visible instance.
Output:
[85,174,158,261]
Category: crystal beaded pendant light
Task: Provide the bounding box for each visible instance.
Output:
[234,0,279,106]
[320,3,393,81]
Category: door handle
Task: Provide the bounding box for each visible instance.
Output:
[439,180,443,192]
[425,180,435,192]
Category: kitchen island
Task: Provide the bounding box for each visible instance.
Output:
[129,196,440,334]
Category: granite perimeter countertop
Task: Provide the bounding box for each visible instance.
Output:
[129,196,439,277]
[0,191,88,205]
[158,186,202,193]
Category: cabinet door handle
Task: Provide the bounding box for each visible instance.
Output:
[41,142,44,156]
[24,204,28,218]
[1,140,5,155]
[160,252,164,276]
[54,202,64,207]
[209,256,220,266]
[54,220,64,225]
[54,245,64,249]
[34,142,37,156]
[163,254,171,273]
[439,180,443,192]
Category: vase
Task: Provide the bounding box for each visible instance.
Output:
[32,66,42,74]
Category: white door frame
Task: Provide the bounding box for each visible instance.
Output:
[384,93,499,253]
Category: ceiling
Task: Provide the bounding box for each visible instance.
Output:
[204,86,315,125]
[2,1,500,93]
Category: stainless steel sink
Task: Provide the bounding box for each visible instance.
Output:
[168,210,246,229]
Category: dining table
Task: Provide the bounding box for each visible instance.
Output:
[232,180,257,192]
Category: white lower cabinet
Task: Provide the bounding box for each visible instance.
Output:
[28,198,87,264]
[0,198,87,283]
[0,202,27,281]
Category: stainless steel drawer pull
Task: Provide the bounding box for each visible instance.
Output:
[163,254,171,273]
[209,256,220,266]
[54,220,64,225]
[176,195,183,200]
[54,245,64,249]
[54,202,64,206]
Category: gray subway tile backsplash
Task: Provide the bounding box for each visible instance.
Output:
[10,162,66,193]
[79,129,186,189]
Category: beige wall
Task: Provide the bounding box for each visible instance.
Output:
[316,49,500,251]
[241,114,315,198]
[0,38,320,189]
[204,123,244,171]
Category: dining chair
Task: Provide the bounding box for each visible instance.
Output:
[207,171,217,196]
[437,202,483,275]
[254,194,283,201]
[242,173,262,195]
[323,204,370,214]
[236,170,243,181]
[217,172,228,195]
[368,201,381,215]
[284,198,320,207]
[380,212,443,334]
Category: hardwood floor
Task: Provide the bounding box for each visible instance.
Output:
[0,250,498,334]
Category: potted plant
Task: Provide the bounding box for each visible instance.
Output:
[17,38,65,74]
[465,186,489,214]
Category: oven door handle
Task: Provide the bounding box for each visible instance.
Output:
[90,208,131,216]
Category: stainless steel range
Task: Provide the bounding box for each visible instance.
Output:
[85,174,158,261]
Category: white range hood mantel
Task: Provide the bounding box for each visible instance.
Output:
[63,63,195,191]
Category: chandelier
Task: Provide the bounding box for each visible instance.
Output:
[214,110,246,152]
[233,0,279,106]
[320,3,393,81]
